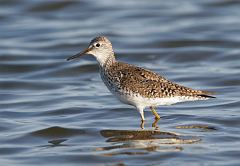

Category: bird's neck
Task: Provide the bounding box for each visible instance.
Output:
[97,53,116,69]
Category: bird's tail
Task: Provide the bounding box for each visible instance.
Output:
[197,90,216,98]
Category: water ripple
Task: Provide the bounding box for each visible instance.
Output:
[0,0,240,165]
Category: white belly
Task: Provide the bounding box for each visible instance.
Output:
[113,90,203,108]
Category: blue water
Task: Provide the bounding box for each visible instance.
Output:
[0,0,240,165]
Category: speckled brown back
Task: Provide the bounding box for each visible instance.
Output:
[103,62,214,99]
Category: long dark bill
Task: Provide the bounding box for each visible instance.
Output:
[66,47,91,61]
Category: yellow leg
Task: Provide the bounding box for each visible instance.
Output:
[137,106,145,129]
[152,118,160,129]
[150,106,160,120]
[140,120,145,129]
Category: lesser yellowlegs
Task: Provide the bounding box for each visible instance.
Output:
[67,36,215,123]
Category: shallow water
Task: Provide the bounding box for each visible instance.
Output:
[0,0,240,165]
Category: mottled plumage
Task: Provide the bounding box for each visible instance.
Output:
[67,36,215,122]
[102,61,212,99]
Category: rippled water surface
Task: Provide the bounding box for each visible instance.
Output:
[1,0,240,165]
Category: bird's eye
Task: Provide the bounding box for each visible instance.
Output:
[95,43,100,47]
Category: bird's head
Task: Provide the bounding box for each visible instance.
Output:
[67,36,115,66]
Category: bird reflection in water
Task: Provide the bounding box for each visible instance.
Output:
[97,119,201,156]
